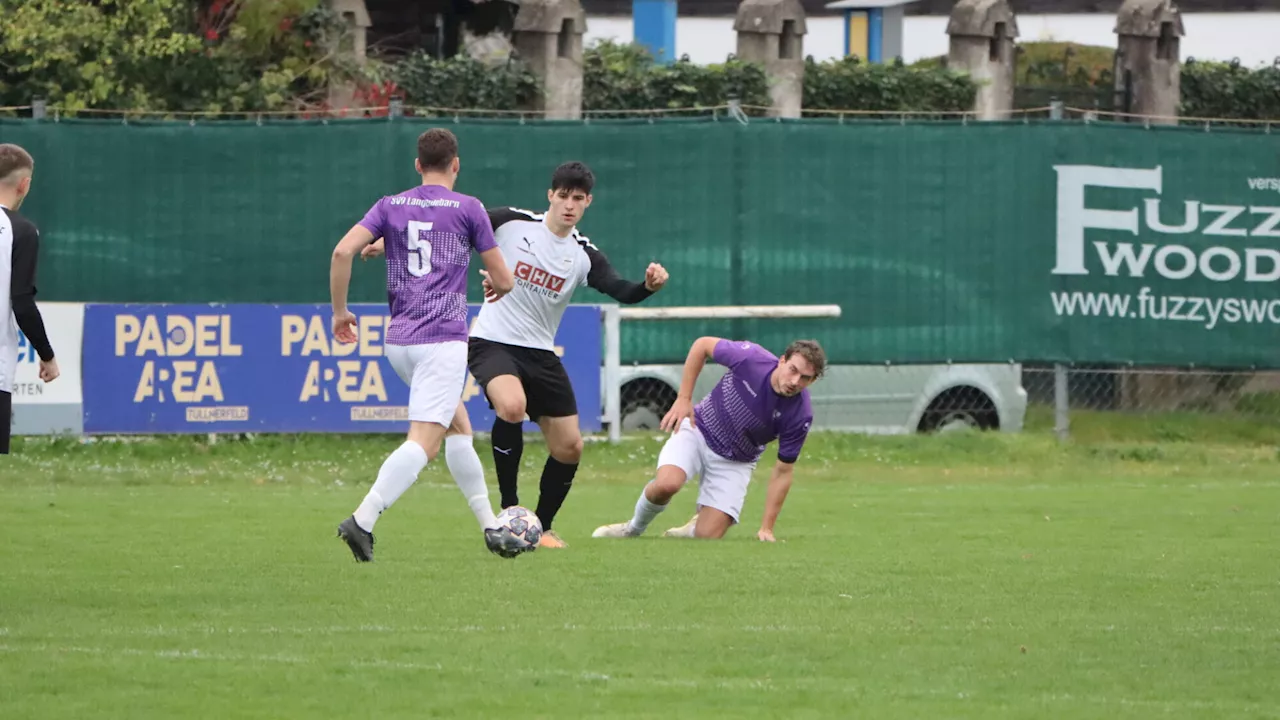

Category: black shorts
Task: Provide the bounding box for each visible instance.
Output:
[468,337,578,421]
[0,390,11,455]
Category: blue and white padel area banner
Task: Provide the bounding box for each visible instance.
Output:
[81,303,602,434]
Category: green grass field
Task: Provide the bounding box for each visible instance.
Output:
[2,418,1279,719]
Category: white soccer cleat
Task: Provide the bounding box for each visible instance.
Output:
[661,515,698,538]
[591,522,641,538]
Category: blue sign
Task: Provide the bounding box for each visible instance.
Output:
[81,303,602,434]
[16,330,38,364]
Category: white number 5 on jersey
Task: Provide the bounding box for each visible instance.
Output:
[407,220,433,277]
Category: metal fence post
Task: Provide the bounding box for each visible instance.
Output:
[32,97,46,120]
[1054,363,1070,442]
[602,304,622,444]
[1049,98,1069,441]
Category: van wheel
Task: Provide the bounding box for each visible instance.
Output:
[918,387,999,433]
[620,379,678,431]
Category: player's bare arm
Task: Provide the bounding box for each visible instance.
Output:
[361,237,385,259]
[660,336,722,433]
[478,246,515,302]
[758,460,796,542]
[329,224,376,344]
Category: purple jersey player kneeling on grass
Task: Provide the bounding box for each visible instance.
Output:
[329,128,519,562]
[592,336,826,542]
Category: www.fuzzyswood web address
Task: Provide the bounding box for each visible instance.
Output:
[1050,288,1280,330]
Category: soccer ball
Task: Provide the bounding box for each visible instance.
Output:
[496,506,543,553]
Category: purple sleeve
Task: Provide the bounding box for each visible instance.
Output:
[468,199,498,253]
[711,339,764,371]
[356,197,386,238]
[777,405,813,464]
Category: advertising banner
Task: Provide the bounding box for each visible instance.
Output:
[12,302,84,436]
[81,303,602,434]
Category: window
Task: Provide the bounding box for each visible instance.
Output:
[558,18,574,59]
[780,20,799,60]
[989,22,1006,62]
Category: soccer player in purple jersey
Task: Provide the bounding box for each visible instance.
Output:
[330,128,516,562]
[361,162,670,549]
[592,336,826,541]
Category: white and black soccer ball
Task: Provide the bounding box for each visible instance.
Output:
[496,506,543,552]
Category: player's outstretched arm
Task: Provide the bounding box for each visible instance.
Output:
[583,245,668,304]
[330,224,376,343]
[660,336,721,432]
[758,460,795,542]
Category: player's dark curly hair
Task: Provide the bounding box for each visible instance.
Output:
[550,161,595,195]
[784,339,827,380]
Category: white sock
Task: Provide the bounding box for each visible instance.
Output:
[627,483,667,534]
[445,434,500,530]
[353,441,428,532]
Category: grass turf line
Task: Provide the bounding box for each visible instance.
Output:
[1,425,1278,718]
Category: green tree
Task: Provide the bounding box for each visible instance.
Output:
[0,0,202,111]
[0,0,361,116]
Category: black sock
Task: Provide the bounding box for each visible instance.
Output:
[491,418,524,508]
[534,457,579,532]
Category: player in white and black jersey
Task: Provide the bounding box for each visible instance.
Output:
[362,161,670,547]
[0,144,60,455]
[467,162,669,547]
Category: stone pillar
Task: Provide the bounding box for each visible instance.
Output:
[331,0,372,61]
[1114,0,1184,123]
[734,0,806,119]
[513,0,586,120]
[945,0,1018,121]
[328,0,372,110]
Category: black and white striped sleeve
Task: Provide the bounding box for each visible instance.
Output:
[9,218,54,362]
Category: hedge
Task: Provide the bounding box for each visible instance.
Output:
[1181,58,1280,120]
[912,42,1280,121]
[803,55,977,112]
[388,41,980,116]
[390,51,540,111]
[581,40,771,113]
[354,47,1280,121]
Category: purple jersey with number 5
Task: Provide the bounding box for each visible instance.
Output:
[357,185,497,345]
[693,340,814,465]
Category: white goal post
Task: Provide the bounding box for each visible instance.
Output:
[600,304,844,443]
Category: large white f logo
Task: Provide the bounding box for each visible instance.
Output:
[1052,165,1164,275]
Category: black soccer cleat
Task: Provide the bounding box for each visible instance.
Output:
[484,527,526,559]
[337,515,375,562]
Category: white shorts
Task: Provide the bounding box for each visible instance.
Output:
[385,341,468,426]
[657,418,757,523]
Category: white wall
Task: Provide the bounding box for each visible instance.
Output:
[584,13,1280,69]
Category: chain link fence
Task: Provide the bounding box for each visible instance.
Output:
[1021,365,1280,440]
[611,363,1280,440]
